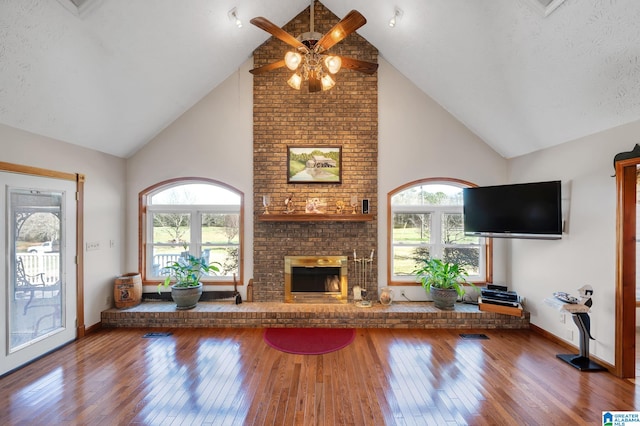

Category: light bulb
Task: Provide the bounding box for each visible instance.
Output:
[389,8,403,28]
[324,56,342,74]
[320,74,335,91]
[287,73,302,90]
[284,52,302,71]
[228,8,242,29]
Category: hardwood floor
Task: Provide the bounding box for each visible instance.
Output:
[0,328,637,425]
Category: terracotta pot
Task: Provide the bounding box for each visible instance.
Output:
[430,287,458,310]
[171,283,203,310]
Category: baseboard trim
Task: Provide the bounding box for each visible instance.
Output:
[529,323,614,373]
[84,321,102,336]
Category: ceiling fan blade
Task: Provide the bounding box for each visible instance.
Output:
[250,60,286,75]
[250,17,308,51]
[308,73,321,93]
[315,10,366,52]
[338,57,378,75]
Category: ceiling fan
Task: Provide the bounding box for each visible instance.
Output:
[249,2,378,92]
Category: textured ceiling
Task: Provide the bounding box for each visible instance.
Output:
[1,0,639,158]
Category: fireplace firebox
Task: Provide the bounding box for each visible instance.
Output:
[284,256,348,303]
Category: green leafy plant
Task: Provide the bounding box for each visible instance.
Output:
[414,258,475,297]
[158,252,220,292]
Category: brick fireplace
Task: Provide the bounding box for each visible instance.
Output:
[252,2,378,303]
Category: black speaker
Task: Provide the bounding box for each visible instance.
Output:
[362,199,370,214]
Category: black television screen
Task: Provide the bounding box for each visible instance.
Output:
[463,181,562,239]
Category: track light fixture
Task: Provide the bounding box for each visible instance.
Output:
[389,7,403,28]
[228,7,242,28]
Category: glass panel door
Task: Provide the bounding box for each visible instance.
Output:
[1,172,76,376]
[9,189,63,350]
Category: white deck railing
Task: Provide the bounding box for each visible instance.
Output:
[17,253,61,284]
[152,253,184,276]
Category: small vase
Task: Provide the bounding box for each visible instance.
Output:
[171,283,203,310]
[380,287,394,305]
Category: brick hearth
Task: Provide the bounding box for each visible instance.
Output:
[101,302,530,329]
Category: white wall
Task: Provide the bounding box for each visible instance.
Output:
[378,58,509,300]
[126,61,254,297]
[508,119,640,364]
[0,123,125,328]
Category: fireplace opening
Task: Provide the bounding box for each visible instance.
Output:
[291,267,341,292]
[284,256,348,303]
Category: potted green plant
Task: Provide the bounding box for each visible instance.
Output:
[414,258,475,310]
[158,252,220,310]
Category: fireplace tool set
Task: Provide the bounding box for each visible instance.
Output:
[353,249,374,307]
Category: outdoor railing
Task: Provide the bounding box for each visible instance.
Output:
[17,253,60,284]
[152,253,184,276]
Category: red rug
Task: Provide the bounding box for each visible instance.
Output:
[263,328,356,355]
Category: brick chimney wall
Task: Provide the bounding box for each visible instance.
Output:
[252,2,378,302]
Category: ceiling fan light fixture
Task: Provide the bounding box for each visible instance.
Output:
[320,74,336,91]
[287,73,302,90]
[249,9,376,93]
[285,51,302,71]
[324,55,342,74]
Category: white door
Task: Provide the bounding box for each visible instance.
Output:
[1,172,77,376]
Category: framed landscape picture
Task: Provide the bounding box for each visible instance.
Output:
[287,146,342,183]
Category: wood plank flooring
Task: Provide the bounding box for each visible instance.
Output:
[0,327,637,425]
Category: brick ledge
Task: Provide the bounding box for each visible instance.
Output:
[101,301,530,329]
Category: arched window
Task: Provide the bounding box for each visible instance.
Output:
[139,178,243,286]
[387,178,491,284]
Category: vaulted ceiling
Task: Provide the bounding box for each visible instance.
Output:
[1,0,639,159]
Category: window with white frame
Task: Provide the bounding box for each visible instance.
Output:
[141,179,242,285]
[389,179,490,284]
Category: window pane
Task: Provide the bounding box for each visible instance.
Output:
[153,213,190,245]
[393,246,430,276]
[201,213,239,278]
[204,246,238,277]
[443,247,480,275]
[202,213,239,244]
[393,213,431,243]
[151,184,241,205]
[391,185,463,206]
[442,213,465,244]
[151,245,189,277]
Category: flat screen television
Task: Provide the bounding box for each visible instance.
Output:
[463,180,562,239]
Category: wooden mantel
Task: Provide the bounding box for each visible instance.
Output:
[258,213,373,222]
